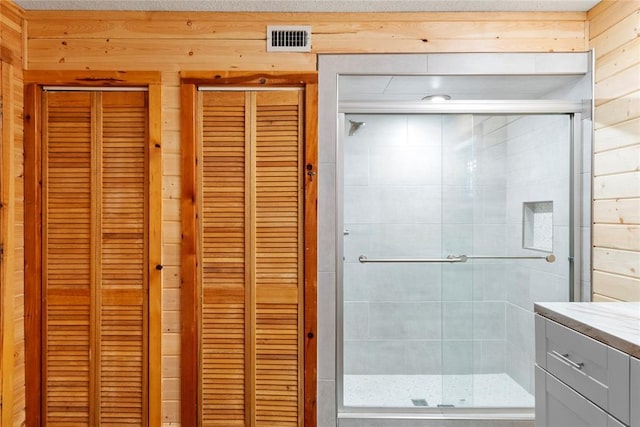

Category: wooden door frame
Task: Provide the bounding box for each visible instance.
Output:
[24,70,163,427]
[179,71,318,427]
[1,59,19,427]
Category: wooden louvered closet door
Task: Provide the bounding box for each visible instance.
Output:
[198,89,303,427]
[42,91,148,426]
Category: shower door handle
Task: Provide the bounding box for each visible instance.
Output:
[358,255,465,263]
[358,254,555,263]
[452,254,556,263]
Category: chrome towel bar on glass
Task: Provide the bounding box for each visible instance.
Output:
[358,254,556,263]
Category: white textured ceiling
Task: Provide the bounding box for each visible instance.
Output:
[13,0,601,12]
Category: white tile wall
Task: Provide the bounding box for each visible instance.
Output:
[500,115,573,393]
[341,112,573,392]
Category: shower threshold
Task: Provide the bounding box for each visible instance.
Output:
[343,373,534,408]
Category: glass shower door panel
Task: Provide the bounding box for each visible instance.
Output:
[342,114,445,408]
[438,114,572,408]
[341,112,572,410]
[441,115,476,408]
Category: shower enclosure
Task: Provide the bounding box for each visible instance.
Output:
[317,52,592,425]
[340,112,572,410]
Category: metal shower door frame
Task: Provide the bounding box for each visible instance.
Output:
[335,106,585,418]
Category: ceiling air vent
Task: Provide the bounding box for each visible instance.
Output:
[267,25,311,52]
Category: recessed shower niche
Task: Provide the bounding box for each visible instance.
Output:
[523,201,554,252]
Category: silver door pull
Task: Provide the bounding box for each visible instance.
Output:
[358,255,465,263]
[456,254,556,263]
[551,350,584,370]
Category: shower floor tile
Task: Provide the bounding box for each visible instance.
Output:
[343,373,534,408]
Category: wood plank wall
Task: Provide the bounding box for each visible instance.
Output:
[13,6,594,427]
[0,2,25,427]
[589,0,640,302]
[23,9,588,427]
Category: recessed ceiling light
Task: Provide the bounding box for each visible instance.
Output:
[422,94,451,102]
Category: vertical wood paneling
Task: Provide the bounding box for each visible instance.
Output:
[590,0,640,301]
[1,2,25,426]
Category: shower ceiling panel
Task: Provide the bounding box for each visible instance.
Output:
[338,74,585,102]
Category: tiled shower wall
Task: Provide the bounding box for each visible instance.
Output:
[499,115,572,393]
[343,114,447,375]
[342,113,571,393]
[343,114,509,378]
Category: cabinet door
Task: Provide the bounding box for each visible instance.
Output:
[536,366,609,427]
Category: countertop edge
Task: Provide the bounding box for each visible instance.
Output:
[534,302,640,359]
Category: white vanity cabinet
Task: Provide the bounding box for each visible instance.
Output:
[534,302,640,427]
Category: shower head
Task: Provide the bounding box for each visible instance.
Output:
[348,119,365,136]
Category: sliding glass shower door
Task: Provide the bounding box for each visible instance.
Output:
[340,112,573,410]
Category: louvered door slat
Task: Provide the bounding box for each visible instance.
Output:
[99,92,147,426]
[44,93,92,426]
[200,92,247,427]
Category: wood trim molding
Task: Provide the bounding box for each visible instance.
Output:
[180,71,318,87]
[24,82,43,427]
[179,82,199,427]
[303,79,319,427]
[1,61,18,427]
[147,82,164,427]
[24,70,161,86]
[179,71,318,427]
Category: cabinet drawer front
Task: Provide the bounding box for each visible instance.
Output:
[536,366,609,427]
[544,318,630,423]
